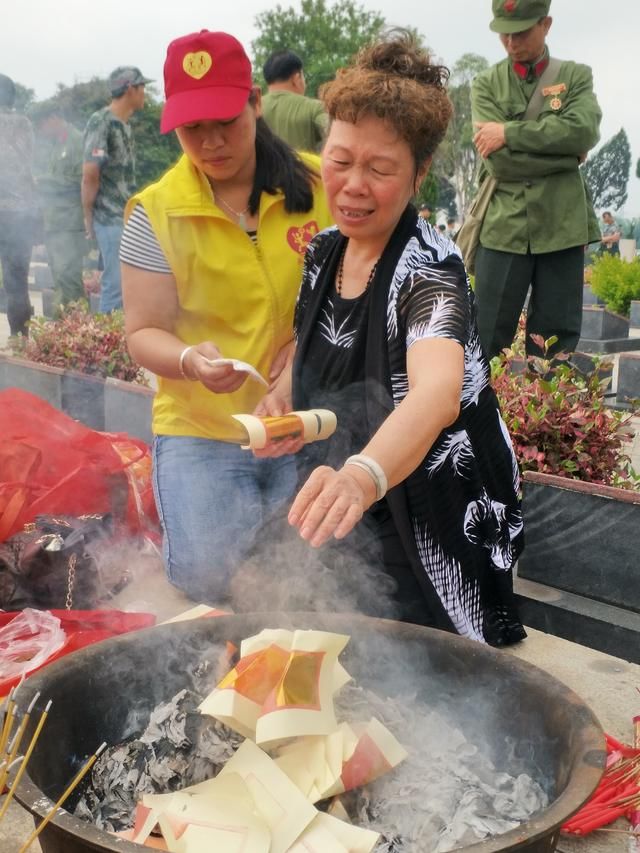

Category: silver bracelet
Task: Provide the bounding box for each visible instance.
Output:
[344,454,388,501]
[178,345,197,380]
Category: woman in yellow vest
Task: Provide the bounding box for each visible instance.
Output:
[120,30,332,602]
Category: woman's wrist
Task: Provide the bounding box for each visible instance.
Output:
[340,464,378,506]
[344,454,388,502]
[178,345,198,381]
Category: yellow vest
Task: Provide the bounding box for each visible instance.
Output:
[127,153,332,441]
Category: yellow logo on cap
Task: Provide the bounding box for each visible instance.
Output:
[183,51,212,80]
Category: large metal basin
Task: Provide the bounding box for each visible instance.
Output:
[12,612,605,852]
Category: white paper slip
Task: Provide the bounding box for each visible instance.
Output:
[203,358,268,386]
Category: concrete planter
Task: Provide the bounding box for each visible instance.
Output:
[0,353,152,441]
[516,470,640,661]
[578,306,640,353]
[0,353,63,408]
[581,306,629,340]
[104,377,153,443]
[61,369,106,430]
[30,263,53,291]
[620,238,637,262]
[41,287,56,319]
[616,352,640,407]
[582,284,603,306]
[630,300,640,329]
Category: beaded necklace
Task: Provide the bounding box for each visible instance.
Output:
[336,244,379,296]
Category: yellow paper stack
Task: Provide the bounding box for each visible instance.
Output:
[117,628,407,852]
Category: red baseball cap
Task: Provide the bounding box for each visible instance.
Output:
[160,30,253,134]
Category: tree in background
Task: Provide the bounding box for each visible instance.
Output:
[583,128,631,211]
[252,0,385,96]
[436,53,489,219]
[13,83,35,111]
[27,81,180,192]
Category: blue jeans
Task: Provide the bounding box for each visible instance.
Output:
[94,221,123,313]
[152,436,297,603]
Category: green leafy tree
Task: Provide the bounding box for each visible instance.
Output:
[13,83,35,112]
[252,0,385,96]
[131,101,182,191]
[29,81,180,191]
[583,128,631,210]
[414,172,438,213]
[437,53,489,218]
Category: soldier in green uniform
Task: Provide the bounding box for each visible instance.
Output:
[471,0,601,358]
[261,50,328,153]
[32,102,86,308]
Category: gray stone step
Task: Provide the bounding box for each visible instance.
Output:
[515,576,640,664]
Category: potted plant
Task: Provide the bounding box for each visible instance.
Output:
[491,331,640,632]
[590,252,640,318]
[0,302,152,439]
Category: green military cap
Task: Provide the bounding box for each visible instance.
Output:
[490,0,551,34]
[108,66,153,96]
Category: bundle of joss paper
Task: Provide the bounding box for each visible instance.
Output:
[562,715,640,844]
[115,628,408,852]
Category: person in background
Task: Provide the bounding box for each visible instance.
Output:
[31,102,86,309]
[446,217,458,238]
[258,31,526,646]
[82,66,151,313]
[599,211,620,256]
[0,73,36,336]
[471,0,601,359]
[121,30,332,603]
[418,203,432,221]
[261,49,328,152]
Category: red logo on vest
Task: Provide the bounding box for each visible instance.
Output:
[287,221,319,254]
[504,0,516,12]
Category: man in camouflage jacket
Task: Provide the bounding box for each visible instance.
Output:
[471,0,601,358]
[82,66,151,313]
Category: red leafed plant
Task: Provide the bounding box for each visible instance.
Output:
[9,301,148,385]
[492,326,640,490]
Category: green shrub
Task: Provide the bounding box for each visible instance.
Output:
[492,327,640,490]
[8,302,148,384]
[590,253,640,316]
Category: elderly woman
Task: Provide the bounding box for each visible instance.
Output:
[121,31,331,602]
[261,32,526,646]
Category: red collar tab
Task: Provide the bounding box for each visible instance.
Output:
[512,55,549,80]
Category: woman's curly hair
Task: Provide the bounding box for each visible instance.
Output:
[320,30,453,167]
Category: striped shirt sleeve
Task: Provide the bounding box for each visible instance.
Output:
[119,204,172,274]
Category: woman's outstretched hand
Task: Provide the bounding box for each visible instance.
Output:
[288,465,376,547]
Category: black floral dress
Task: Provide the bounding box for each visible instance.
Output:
[292,206,526,646]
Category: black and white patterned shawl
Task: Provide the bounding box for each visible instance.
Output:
[293,205,525,645]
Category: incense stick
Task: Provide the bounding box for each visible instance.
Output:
[0,676,26,761]
[19,741,106,852]
[0,686,17,762]
[0,692,40,792]
[0,696,47,823]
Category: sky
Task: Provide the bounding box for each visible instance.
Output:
[3,0,638,214]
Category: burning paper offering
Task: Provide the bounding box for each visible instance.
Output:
[199,629,350,744]
[122,741,379,853]
[274,718,408,802]
[231,409,337,450]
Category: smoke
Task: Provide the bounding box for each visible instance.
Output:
[229,507,402,620]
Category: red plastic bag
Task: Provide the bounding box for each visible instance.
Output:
[0,388,158,541]
[0,608,156,696]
